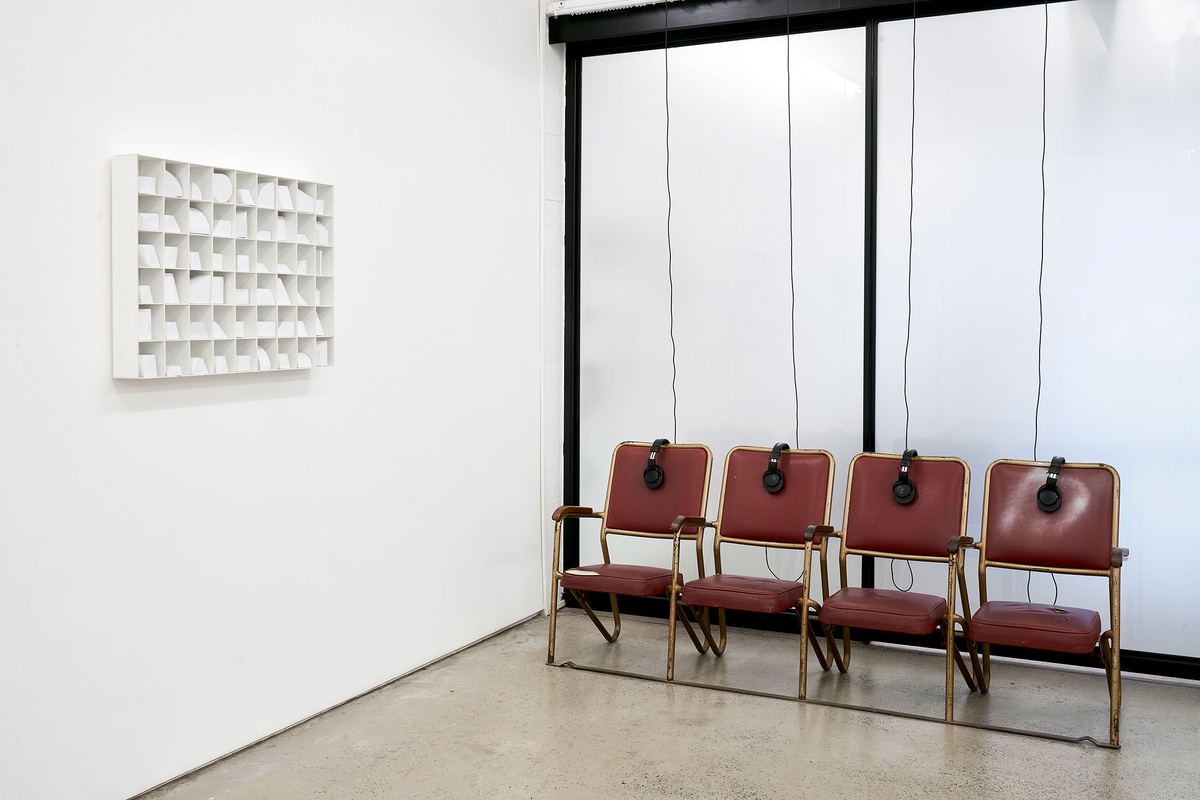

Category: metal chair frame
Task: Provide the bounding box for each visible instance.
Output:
[547,441,714,676]
[665,446,837,690]
[800,452,980,721]
[972,458,1128,747]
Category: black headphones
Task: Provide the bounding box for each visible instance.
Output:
[892,449,918,505]
[643,438,670,489]
[1037,456,1066,513]
[762,442,789,494]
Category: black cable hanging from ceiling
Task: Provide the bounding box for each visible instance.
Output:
[902,0,916,454]
[1029,0,1058,607]
[787,2,799,450]
[892,0,919,595]
[766,1,801,584]
[664,0,679,443]
[1034,0,1048,466]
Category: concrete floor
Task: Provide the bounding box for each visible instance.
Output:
[142,609,1199,800]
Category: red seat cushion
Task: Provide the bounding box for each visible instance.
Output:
[970,601,1101,654]
[820,587,947,635]
[560,563,678,596]
[682,574,806,615]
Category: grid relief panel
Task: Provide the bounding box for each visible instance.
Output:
[112,154,334,378]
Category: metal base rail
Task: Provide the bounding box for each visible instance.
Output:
[556,660,1119,749]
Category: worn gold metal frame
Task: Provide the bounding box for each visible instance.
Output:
[973,458,1127,747]
[665,446,837,690]
[799,452,980,721]
[547,441,713,677]
[549,451,1126,750]
[557,658,1119,748]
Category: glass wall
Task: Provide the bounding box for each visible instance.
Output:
[579,29,866,591]
[877,1,1200,657]
[575,0,1200,659]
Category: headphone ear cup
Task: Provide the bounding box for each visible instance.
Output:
[892,449,918,505]
[644,464,664,489]
[762,442,789,495]
[643,438,669,489]
[1037,456,1066,512]
[892,479,916,505]
[1037,485,1061,513]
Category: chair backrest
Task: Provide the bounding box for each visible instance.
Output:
[715,447,834,546]
[842,452,970,559]
[603,441,712,536]
[980,459,1119,572]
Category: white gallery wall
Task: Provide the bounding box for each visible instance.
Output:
[0,2,548,799]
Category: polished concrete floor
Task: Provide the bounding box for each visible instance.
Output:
[142,609,1199,799]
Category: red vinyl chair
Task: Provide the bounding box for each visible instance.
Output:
[969,458,1127,746]
[801,451,979,719]
[667,445,836,688]
[548,440,713,676]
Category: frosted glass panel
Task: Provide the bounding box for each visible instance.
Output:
[877,1,1200,657]
[579,30,865,592]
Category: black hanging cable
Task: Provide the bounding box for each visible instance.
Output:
[664,0,678,442]
[902,0,916,452]
[787,3,799,449]
[1029,1,1058,607]
[894,1,918,593]
[891,557,915,592]
[767,4,800,584]
[1033,0,1048,465]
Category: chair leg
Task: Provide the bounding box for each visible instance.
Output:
[1100,630,1121,747]
[949,618,979,693]
[547,573,561,665]
[667,587,678,680]
[568,589,621,642]
[801,604,831,671]
[978,642,991,693]
[708,608,723,654]
[954,616,984,691]
[688,605,726,656]
[668,600,715,682]
[798,601,831,701]
[941,617,985,720]
[681,604,715,652]
[822,623,850,673]
[966,636,985,693]
[951,640,978,693]
[944,621,956,722]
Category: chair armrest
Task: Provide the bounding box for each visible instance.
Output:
[1111,547,1130,567]
[803,525,836,543]
[552,505,599,521]
[948,536,974,554]
[670,515,711,533]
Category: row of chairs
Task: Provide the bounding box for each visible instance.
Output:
[547,441,1128,746]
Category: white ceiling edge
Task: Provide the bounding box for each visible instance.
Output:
[547,0,681,18]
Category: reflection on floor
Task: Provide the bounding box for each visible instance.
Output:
[142,609,1199,800]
